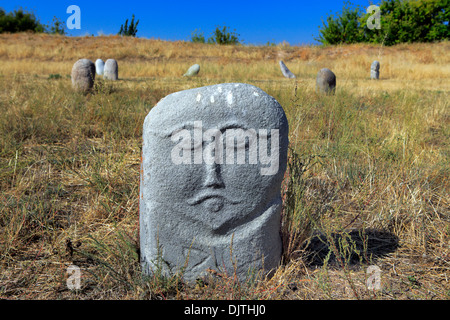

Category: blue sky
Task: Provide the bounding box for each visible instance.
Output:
[2,0,380,45]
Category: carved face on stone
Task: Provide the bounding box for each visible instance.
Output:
[140,83,288,282]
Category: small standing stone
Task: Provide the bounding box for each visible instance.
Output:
[183,64,200,77]
[316,68,336,94]
[95,59,105,76]
[71,59,95,93]
[370,60,380,80]
[279,61,296,79]
[104,59,118,80]
[140,83,289,283]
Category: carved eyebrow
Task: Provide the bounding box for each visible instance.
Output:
[146,123,194,138]
[147,121,251,138]
[219,122,250,131]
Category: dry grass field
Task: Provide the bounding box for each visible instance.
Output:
[0,33,449,300]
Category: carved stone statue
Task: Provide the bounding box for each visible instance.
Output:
[371,60,380,80]
[104,59,118,80]
[316,68,336,94]
[140,83,289,283]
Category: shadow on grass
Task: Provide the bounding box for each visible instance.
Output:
[302,229,399,267]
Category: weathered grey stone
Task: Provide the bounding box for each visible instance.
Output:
[183,64,200,77]
[95,59,104,76]
[71,59,95,93]
[279,60,296,79]
[316,68,336,94]
[104,59,118,80]
[370,60,380,80]
[140,83,289,283]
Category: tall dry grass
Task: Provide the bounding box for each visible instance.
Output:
[0,33,448,300]
[1,33,449,85]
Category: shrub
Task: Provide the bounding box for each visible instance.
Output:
[207,25,240,45]
[118,14,139,37]
[190,28,206,43]
[47,16,66,35]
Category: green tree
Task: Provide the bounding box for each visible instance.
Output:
[316,0,449,45]
[208,25,240,45]
[47,16,66,35]
[424,0,450,41]
[375,0,450,45]
[315,2,365,45]
[118,14,139,37]
[0,8,45,33]
[190,28,205,43]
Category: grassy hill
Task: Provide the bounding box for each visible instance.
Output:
[0,33,449,299]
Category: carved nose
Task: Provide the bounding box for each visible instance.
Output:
[203,162,225,189]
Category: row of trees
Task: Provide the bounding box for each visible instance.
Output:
[0,7,242,44]
[192,0,448,45]
[316,0,449,45]
[0,8,140,38]
[2,1,448,45]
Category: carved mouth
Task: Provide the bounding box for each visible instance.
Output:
[202,197,224,212]
[187,192,241,212]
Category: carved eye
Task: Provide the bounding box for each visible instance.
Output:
[223,129,257,150]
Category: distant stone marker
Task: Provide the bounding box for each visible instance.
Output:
[370,60,380,80]
[95,59,105,76]
[71,59,95,93]
[183,64,200,77]
[316,68,336,94]
[103,59,118,80]
[140,83,289,283]
[279,60,296,79]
